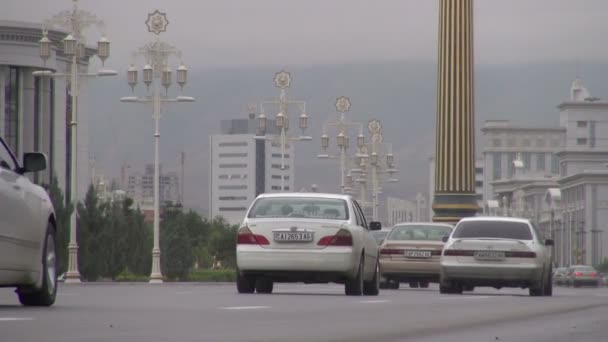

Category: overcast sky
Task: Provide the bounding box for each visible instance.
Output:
[4,0,608,69]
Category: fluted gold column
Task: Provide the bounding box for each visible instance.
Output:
[432,0,479,223]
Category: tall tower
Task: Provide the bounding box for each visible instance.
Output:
[432,0,478,223]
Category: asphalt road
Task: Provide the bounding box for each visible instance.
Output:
[1,283,608,342]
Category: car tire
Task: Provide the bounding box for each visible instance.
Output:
[439,280,462,295]
[409,282,419,288]
[530,272,545,297]
[419,281,430,289]
[463,285,475,292]
[345,256,364,296]
[236,272,256,294]
[363,261,380,296]
[390,280,400,290]
[18,223,57,307]
[255,278,274,294]
[379,279,389,290]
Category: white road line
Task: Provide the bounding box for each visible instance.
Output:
[594,293,608,297]
[0,317,34,322]
[57,293,79,296]
[219,306,271,310]
[439,295,491,300]
[359,300,389,304]
[175,291,195,294]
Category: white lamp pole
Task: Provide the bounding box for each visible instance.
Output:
[120,10,195,283]
[35,0,116,284]
[253,71,311,192]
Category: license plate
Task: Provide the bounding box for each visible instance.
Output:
[404,250,432,258]
[273,231,314,242]
[474,251,505,260]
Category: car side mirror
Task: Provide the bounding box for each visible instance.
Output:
[22,152,47,173]
[369,221,382,231]
[545,239,554,246]
[442,235,449,243]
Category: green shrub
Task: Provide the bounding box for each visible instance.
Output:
[187,269,236,282]
[115,270,150,282]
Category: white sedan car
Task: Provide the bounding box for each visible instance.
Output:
[0,137,57,306]
[236,193,381,296]
[440,217,553,297]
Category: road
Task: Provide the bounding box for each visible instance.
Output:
[1,283,608,342]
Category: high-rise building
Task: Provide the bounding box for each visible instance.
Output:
[209,118,296,225]
[126,164,180,212]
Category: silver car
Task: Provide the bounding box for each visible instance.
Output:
[440,217,553,297]
[0,137,57,306]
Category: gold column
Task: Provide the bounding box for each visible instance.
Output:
[432,0,479,223]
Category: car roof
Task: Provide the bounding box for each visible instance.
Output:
[458,216,531,224]
[255,192,352,201]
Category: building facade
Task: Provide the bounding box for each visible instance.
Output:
[209,118,295,225]
[126,164,180,211]
[0,21,93,201]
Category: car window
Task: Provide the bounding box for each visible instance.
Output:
[388,225,452,241]
[353,201,368,229]
[530,222,545,243]
[452,221,533,240]
[248,197,349,220]
[371,231,389,244]
[0,138,17,171]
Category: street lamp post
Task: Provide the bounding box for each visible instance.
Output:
[35,0,117,284]
[253,71,311,192]
[318,96,367,194]
[120,10,195,284]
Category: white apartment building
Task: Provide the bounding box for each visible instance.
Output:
[126,164,180,210]
[209,118,295,225]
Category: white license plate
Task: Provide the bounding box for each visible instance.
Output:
[474,251,505,260]
[404,250,432,258]
[273,231,314,242]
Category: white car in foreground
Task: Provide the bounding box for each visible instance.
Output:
[0,137,57,306]
[236,193,381,296]
[440,217,553,297]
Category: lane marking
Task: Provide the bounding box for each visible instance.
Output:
[594,293,608,297]
[57,293,79,296]
[219,306,271,310]
[359,300,389,304]
[439,295,491,300]
[0,317,34,322]
[175,291,195,294]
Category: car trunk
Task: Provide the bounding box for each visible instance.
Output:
[450,238,535,264]
[246,218,345,250]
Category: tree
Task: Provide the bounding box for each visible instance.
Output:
[160,210,194,280]
[77,185,106,281]
[46,177,73,276]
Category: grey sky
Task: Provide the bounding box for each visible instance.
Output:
[4,0,608,69]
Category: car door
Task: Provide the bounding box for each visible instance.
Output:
[353,200,378,276]
[0,139,31,271]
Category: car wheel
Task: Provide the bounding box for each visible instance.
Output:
[236,272,256,294]
[345,256,364,296]
[544,272,553,297]
[379,278,389,290]
[255,278,274,294]
[530,272,545,297]
[18,223,57,307]
[439,279,462,295]
[463,285,475,292]
[363,261,380,296]
[389,280,400,290]
[409,282,419,288]
[419,281,430,289]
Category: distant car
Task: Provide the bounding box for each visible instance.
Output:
[371,229,392,245]
[440,217,553,297]
[564,265,601,287]
[553,267,568,286]
[0,137,57,306]
[236,193,381,296]
[378,223,452,290]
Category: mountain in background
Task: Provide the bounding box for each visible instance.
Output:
[85,60,608,215]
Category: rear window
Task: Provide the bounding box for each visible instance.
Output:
[452,221,533,240]
[247,197,349,220]
[387,225,452,241]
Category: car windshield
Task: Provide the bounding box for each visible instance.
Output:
[247,197,349,220]
[371,231,389,244]
[387,225,452,241]
[452,221,533,240]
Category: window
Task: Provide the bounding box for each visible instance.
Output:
[271,164,289,169]
[0,138,17,171]
[353,201,368,228]
[522,139,531,147]
[4,67,19,154]
[271,175,281,179]
[507,152,516,178]
[492,139,502,147]
[522,152,531,170]
[388,225,452,241]
[536,139,545,147]
[492,152,502,180]
[219,163,247,168]
[248,197,349,220]
[218,185,247,190]
[219,207,247,211]
[219,153,247,158]
[577,138,588,146]
[218,142,247,147]
[507,138,516,147]
[219,196,248,200]
[577,121,587,128]
[271,153,290,158]
[475,180,483,187]
[218,175,229,179]
[551,154,559,173]
[453,221,532,240]
[536,153,545,171]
